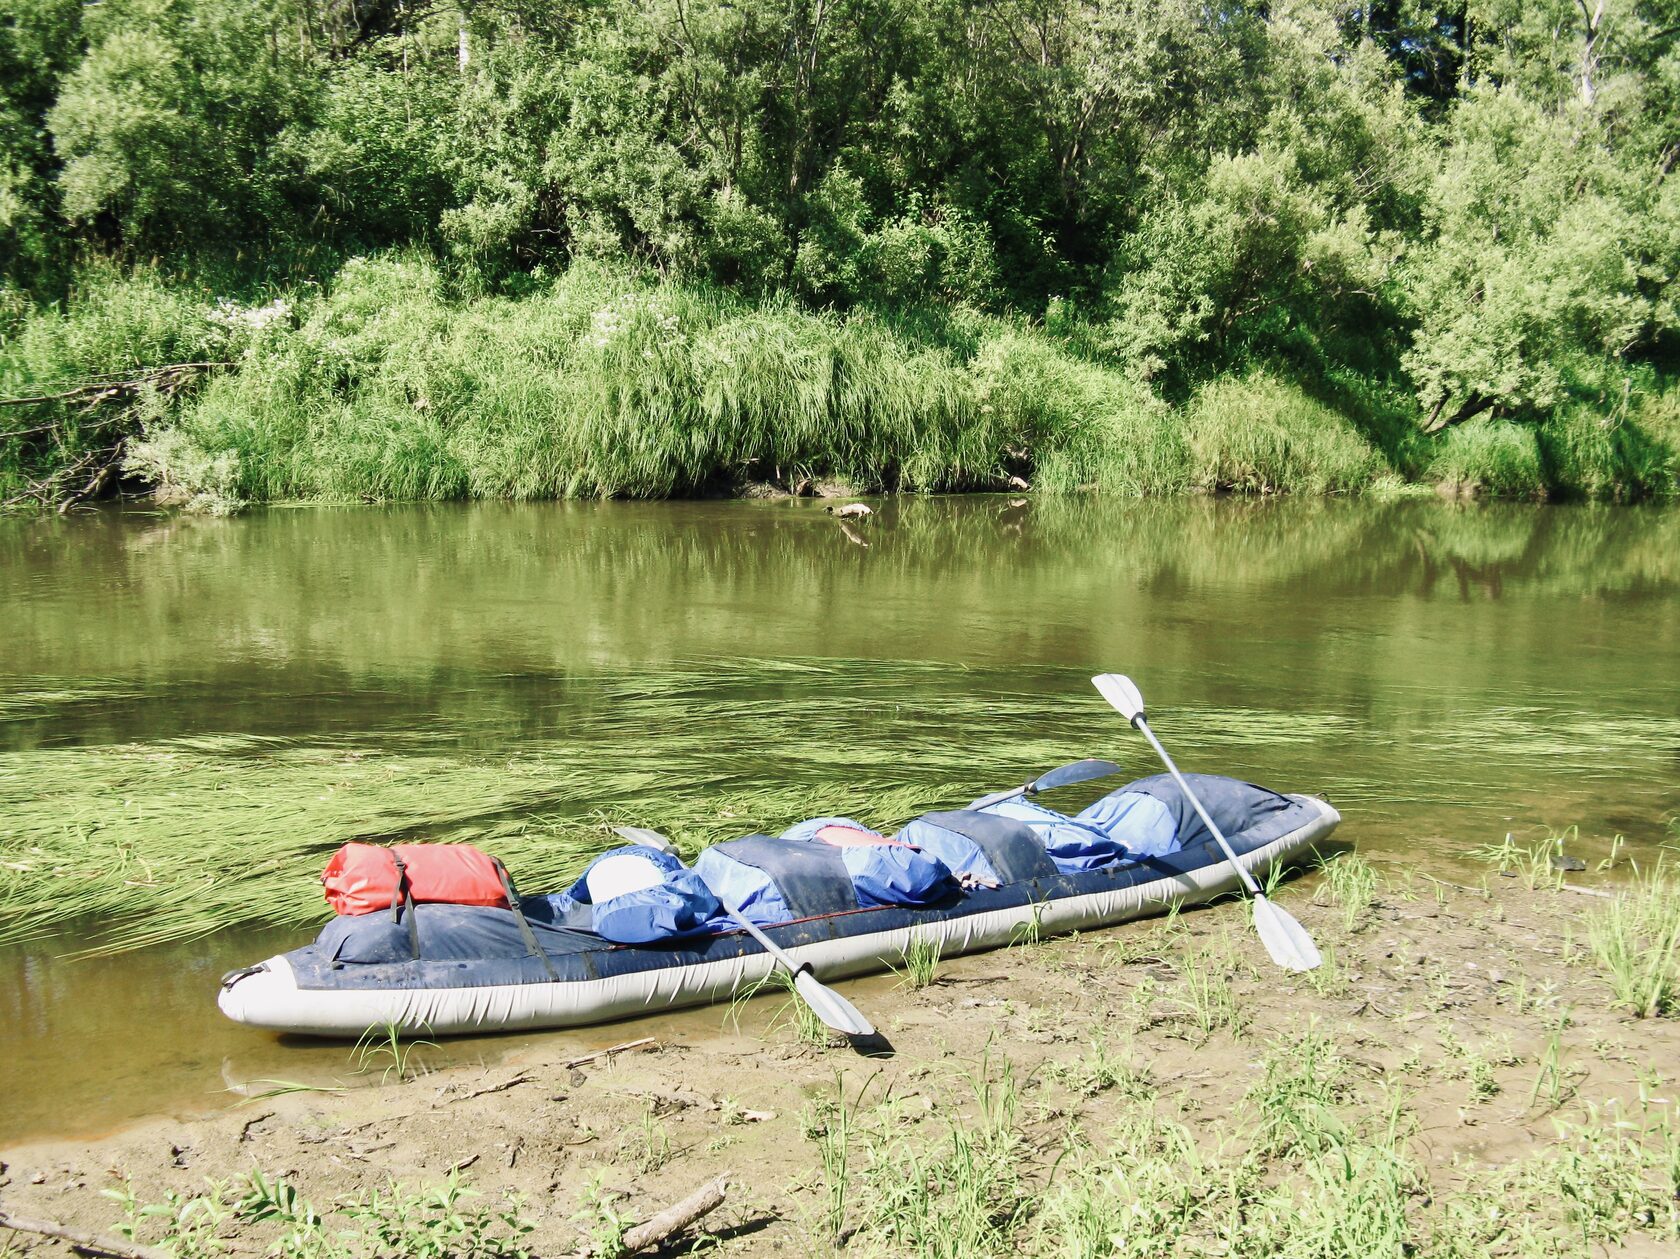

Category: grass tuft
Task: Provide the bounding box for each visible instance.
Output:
[892,934,943,990]
[1588,859,1680,1018]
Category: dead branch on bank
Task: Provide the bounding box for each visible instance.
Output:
[0,1205,170,1259]
[0,361,230,511]
[613,1173,730,1256]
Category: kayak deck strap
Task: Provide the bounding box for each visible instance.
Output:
[918,809,1060,883]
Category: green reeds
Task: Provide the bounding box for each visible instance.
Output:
[1314,851,1382,931]
[892,933,943,989]
[1589,859,1680,1018]
[352,1021,437,1085]
[1182,373,1390,495]
[1471,831,1565,890]
[1424,417,1547,498]
[15,256,1669,509]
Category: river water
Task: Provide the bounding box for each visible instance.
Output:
[2,496,1677,1142]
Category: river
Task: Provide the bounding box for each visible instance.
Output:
[2,496,1677,1142]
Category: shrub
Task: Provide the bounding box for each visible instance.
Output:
[1182,373,1388,494]
[1424,418,1546,498]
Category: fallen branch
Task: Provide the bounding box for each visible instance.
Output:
[615,1173,729,1256]
[563,1037,657,1069]
[0,363,232,411]
[0,1206,170,1259]
[58,457,120,514]
[1560,883,1615,899]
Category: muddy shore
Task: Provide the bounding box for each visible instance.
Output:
[3,854,1678,1257]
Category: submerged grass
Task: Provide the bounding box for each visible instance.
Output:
[4,655,1397,954]
[1,658,1084,952]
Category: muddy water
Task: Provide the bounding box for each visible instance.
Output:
[2,496,1677,1143]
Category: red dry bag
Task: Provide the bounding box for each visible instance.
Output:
[321,842,510,916]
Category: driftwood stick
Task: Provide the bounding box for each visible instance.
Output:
[616,1173,729,1255]
[435,1071,535,1106]
[0,362,232,409]
[562,1036,657,1069]
[0,1206,170,1259]
[1560,883,1615,899]
[58,458,119,513]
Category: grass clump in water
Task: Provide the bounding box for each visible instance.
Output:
[1470,832,1566,891]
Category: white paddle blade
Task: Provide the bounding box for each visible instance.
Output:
[1092,673,1146,723]
[794,969,876,1037]
[1252,895,1322,972]
[612,825,678,855]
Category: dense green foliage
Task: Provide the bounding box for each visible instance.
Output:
[3,0,1679,503]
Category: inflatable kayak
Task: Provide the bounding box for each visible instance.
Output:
[219,766,1339,1038]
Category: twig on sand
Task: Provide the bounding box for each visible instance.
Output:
[563,1037,657,1069]
[0,1206,169,1259]
[435,1071,535,1106]
[614,1173,729,1256]
[615,1088,775,1122]
[1560,884,1614,899]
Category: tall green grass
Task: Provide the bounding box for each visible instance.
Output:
[1183,373,1391,494]
[1538,398,1680,502]
[1589,860,1680,1018]
[143,256,1023,505]
[0,267,227,500]
[1425,417,1547,498]
[8,256,1673,506]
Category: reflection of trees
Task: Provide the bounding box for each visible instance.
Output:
[0,499,1674,752]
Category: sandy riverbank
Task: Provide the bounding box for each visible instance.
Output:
[2,850,1678,1257]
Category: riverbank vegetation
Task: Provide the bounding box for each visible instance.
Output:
[2,0,1678,507]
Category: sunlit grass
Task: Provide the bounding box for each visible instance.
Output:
[796,1036,1680,1258]
[1589,858,1680,1018]
[891,933,943,990]
[1314,851,1382,930]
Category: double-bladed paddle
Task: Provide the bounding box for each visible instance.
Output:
[967,757,1124,811]
[1089,675,1321,973]
[611,826,876,1037]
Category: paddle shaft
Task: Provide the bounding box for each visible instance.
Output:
[1129,715,1264,898]
[716,896,806,973]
